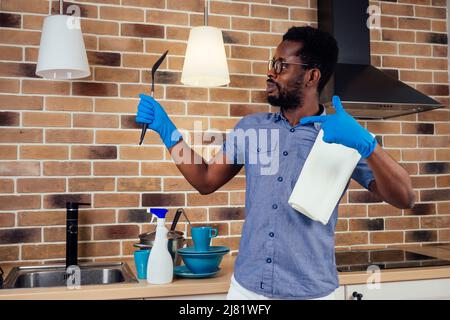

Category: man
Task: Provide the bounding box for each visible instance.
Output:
[136,26,415,300]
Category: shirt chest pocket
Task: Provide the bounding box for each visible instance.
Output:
[287,141,315,188]
[246,142,279,177]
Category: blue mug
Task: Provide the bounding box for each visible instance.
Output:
[191,226,218,252]
[134,249,150,279]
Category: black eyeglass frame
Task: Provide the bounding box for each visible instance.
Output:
[267,58,320,74]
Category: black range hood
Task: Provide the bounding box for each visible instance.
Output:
[318,0,444,119]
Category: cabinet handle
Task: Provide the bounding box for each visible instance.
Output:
[352,291,363,300]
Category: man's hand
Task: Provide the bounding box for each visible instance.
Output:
[300,95,377,158]
[136,94,182,149]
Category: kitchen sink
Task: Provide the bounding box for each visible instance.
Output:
[3,262,138,289]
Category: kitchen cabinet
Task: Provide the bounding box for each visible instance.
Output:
[334,286,346,300]
[144,287,346,300]
[345,278,450,300]
[144,293,227,300]
[141,279,450,300]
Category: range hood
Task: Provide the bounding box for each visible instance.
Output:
[318,0,444,119]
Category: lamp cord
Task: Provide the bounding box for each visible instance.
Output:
[204,0,209,26]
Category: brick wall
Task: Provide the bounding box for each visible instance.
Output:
[0,0,449,266]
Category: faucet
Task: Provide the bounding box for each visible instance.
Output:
[66,202,90,268]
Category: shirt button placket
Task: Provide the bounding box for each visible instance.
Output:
[262,203,277,295]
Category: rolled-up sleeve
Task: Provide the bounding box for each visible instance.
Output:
[222,119,246,165]
[351,157,375,190]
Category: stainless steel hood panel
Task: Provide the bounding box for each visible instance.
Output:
[318,0,444,119]
[321,64,443,119]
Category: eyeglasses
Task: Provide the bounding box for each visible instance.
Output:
[268,58,310,75]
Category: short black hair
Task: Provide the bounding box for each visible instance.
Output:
[282,26,338,93]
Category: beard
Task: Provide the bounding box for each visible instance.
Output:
[267,78,305,111]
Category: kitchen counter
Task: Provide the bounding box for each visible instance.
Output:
[339,244,450,285]
[1,244,450,300]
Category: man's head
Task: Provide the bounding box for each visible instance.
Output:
[267,26,338,110]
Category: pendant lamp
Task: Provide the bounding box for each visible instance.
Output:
[181,0,230,87]
[36,0,90,79]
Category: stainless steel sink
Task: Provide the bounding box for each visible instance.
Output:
[3,262,138,289]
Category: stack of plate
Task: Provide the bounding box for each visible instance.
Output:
[174,246,230,279]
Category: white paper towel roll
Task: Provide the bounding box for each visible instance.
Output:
[288,130,361,225]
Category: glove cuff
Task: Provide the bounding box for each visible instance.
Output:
[160,120,183,149]
[360,133,377,158]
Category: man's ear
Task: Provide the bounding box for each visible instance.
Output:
[306,68,321,88]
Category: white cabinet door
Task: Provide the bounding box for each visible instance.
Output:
[334,286,346,300]
[145,288,347,300]
[346,278,450,300]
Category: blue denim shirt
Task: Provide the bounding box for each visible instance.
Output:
[223,106,375,299]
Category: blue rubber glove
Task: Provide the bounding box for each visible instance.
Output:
[136,94,182,149]
[300,96,377,158]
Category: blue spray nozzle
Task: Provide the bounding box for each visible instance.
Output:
[149,208,168,219]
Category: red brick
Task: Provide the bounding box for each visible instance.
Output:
[0,128,43,143]
[146,10,189,25]
[0,195,41,210]
[1,0,49,14]
[0,212,16,228]
[69,178,115,192]
[43,161,91,176]
[0,95,43,111]
[167,0,204,12]
[93,162,139,176]
[371,231,404,244]
[17,178,66,193]
[43,194,91,209]
[118,177,161,191]
[0,29,41,46]
[0,161,40,176]
[335,232,368,246]
[0,46,22,61]
[45,129,94,144]
[73,114,119,128]
[0,79,20,93]
[100,6,144,22]
[187,192,228,206]
[0,145,17,159]
[94,193,140,208]
[45,97,93,112]
[20,146,69,160]
[23,112,71,127]
[119,146,164,160]
[0,179,14,193]
[22,80,70,95]
[44,226,91,242]
[94,225,139,240]
[99,37,144,52]
[0,246,18,260]
[71,146,117,160]
[231,17,269,32]
[18,210,65,226]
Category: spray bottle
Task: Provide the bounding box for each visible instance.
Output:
[147,208,173,284]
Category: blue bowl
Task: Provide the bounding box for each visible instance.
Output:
[178,250,229,274]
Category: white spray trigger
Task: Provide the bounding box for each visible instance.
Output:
[148,208,156,224]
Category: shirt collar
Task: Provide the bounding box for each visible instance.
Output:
[274,104,326,131]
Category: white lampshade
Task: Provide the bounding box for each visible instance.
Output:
[181,26,230,87]
[36,15,90,79]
